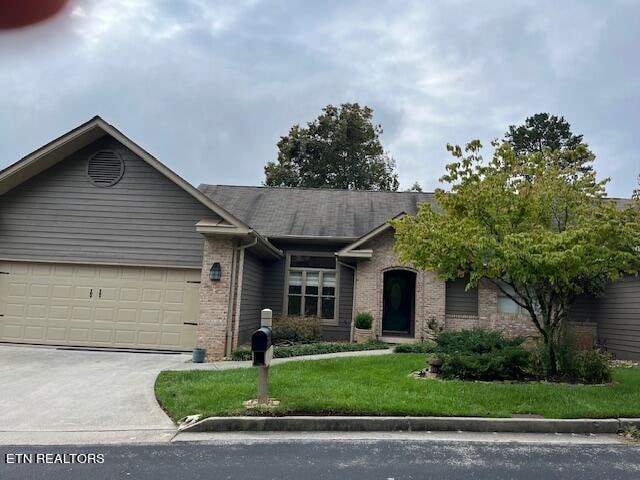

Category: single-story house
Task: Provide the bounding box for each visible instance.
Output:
[1,117,638,360]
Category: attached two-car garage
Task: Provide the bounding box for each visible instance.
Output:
[0,261,200,351]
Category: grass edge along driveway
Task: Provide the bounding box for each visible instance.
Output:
[155,354,640,422]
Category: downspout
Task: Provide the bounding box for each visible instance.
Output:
[225,234,258,357]
[337,258,357,342]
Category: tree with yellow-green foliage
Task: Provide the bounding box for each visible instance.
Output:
[392,140,640,376]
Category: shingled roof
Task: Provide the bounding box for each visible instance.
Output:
[198,185,436,239]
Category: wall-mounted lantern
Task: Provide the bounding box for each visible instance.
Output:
[209,262,222,281]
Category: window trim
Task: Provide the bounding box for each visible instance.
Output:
[283,251,340,325]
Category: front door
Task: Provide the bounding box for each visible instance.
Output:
[382,270,415,335]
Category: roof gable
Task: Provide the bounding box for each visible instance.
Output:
[0,116,247,231]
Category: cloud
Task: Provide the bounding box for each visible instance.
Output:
[0,0,638,197]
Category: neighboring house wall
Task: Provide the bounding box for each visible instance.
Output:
[237,251,266,345]
[593,275,640,360]
[0,136,216,267]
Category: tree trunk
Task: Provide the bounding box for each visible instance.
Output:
[547,340,558,376]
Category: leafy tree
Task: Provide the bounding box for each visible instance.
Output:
[264,103,399,190]
[505,113,594,175]
[633,175,640,207]
[392,140,640,376]
[406,181,423,192]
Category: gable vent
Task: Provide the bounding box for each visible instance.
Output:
[87,150,125,187]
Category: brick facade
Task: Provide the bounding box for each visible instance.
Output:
[196,235,238,360]
[353,228,447,341]
[353,228,539,340]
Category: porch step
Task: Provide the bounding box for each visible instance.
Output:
[379,336,419,344]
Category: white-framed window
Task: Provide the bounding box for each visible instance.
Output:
[286,254,337,321]
[497,285,527,315]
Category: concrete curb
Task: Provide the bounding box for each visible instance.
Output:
[181,416,640,434]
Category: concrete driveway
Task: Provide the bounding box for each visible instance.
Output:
[0,345,190,443]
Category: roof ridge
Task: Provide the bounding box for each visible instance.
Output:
[199,183,436,194]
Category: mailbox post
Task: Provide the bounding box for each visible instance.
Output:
[251,308,273,405]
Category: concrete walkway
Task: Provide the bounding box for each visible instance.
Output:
[169,348,393,371]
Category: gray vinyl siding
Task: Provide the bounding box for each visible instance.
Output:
[262,258,286,315]
[238,252,266,345]
[445,277,478,315]
[0,135,217,267]
[594,275,640,360]
[323,264,354,341]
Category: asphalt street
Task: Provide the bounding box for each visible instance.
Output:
[1,439,639,480]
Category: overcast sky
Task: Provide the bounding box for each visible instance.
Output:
[0,0,638,196]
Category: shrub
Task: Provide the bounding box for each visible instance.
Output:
[354,312,373,330]
[272,315,322,344]
[567,350,612,384]
[230,340,389,361]
[394,342,436,354]
[439,346,530,380]
[434,328,524,355]
[527,331,612,384]
[430,329,529,381]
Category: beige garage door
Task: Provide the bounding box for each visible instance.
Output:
[0,261,200,351]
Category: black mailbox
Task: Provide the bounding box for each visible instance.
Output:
[252,326,273,367]
[252,327,272,353]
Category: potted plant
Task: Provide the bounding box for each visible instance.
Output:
[353,312,374,343]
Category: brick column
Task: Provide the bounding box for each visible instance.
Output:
[478,278,496,329]
[421,271,446,338]
[196,236,237,360]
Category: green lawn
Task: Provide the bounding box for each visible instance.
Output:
[155,354,640,422]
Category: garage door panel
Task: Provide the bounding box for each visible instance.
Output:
[69,328,90,341]
[26,304,47,318]
[2,325,22,339]
[52,285,73,299]
[140,309,161,324]
[163,310,183,325]
[161,332,181,347]
[165,289,184,304]
[8,283,27,296]
[99,287,118,301]
[95,307,115,321]
[24,325,45,341]
[92,329,114,343]
[74,286,93,300]
[138,331,159,345]
[49,305,70,320]
[29,284,50,298]
[47,327,67,341]
[115,330,136,344]
[0,262,199,351]
[117,309,138,322]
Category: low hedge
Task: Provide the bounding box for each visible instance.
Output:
[230,340,389,361]
[394,343,436,354]
[439,346,531,381]
[272,315,322,344]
